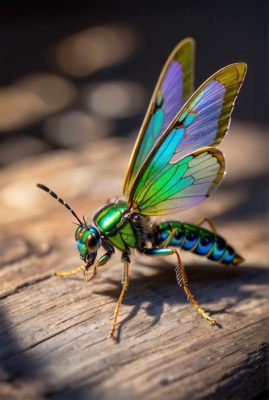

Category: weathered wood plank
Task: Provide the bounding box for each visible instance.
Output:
[0,123,268,399]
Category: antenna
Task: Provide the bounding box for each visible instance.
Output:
[36,183,83,226]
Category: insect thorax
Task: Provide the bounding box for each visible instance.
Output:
[93,201,147,252]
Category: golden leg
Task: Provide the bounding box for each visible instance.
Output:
[173,249,217,325]
[196,218,217,234]
[55,264,97,282]
[55,264,86,278]
[161,228,177,248]
[85,251,113,282]
[109,260,129,338]
[84,265,97,282]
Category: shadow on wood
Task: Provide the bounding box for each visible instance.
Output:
[93,261,267,342]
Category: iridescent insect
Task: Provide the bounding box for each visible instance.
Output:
[37,38,247,337]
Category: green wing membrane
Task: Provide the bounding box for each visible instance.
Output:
[131,145,225,216]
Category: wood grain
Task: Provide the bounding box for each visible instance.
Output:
[0,122,268,400]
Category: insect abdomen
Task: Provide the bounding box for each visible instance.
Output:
[153,221,243,265]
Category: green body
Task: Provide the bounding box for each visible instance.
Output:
[93,202,137,251]
[92,202,243,265]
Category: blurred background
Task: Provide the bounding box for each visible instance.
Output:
[1,3,268,399]
[0,0,268,167]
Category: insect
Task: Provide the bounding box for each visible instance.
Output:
[37,37,247,337]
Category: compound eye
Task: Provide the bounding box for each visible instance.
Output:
[85,233,99,252]
[75,226,84,241]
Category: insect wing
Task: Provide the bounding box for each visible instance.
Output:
[170,63,247,163]
[130,146,225,216]
[123,37,195,197]
[128,63,247,216]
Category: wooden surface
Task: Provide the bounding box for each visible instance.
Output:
[0,122,268,400]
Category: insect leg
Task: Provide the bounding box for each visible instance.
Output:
[109,252,130,338]
[54,264,86,278]
[55,253,96,280]
[142,247,217,326]
[172,248,217,325]
[84,248,115,282]
[55,253,112,282]
[195,218,217,234]
[160,228,177,248]
[85,242,114,282]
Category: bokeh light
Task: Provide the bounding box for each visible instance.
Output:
[0,73,76,131]
[50,24,138,77]
[85,80,147,118]
[44,110,114,147]
[0,136,48,166]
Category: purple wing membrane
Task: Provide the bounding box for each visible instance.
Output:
[169,63,247,164]
[159,60,184,136]
[170,80,226,163]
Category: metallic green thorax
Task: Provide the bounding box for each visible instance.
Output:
[93,202,137,251]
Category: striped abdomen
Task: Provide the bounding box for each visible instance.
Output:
[153,221,243,265]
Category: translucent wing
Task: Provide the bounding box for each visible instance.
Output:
[128,63,247,216]
[131,147,225,216]
[123,37,195,196]
[170,63,247,163]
